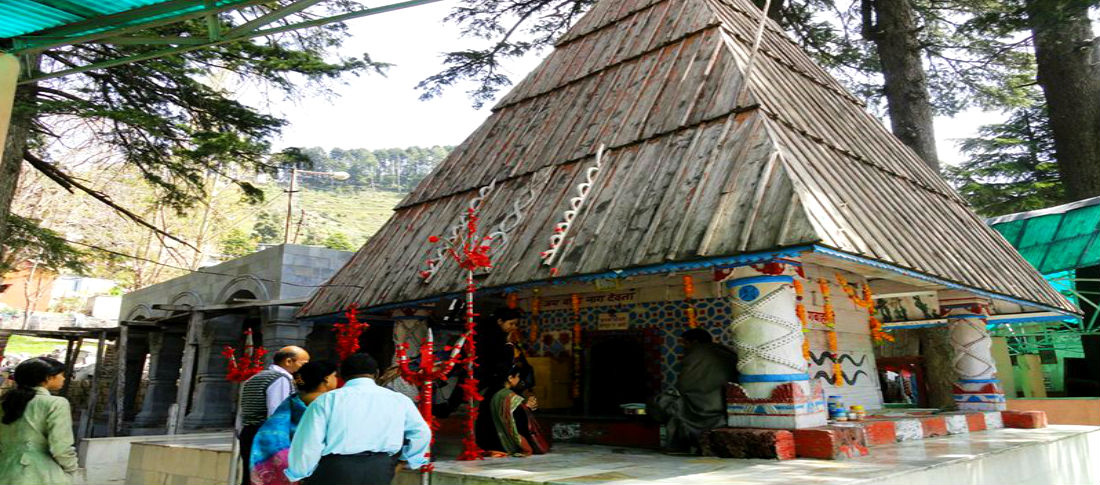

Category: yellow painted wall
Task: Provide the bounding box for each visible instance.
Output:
[1008,398,1100,426]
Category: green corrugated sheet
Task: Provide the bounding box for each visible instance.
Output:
[0,0,172,38]
[988,196,1100,275]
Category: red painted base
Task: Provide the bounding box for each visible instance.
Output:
[856,420,898,446]
[701,428,796,460]
[919,416,948,438]
[1002,410,1048,429]
[965,413,987,432]
[793,426,870,459]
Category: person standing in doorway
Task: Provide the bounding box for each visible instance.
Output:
[285,353,431,485]
[0,357,79,485]
[237,346,310,485]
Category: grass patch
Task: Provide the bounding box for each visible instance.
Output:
[5,335,70,357]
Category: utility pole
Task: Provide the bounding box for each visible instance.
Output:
[284,168,298,244]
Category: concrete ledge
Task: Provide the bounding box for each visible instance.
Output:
[409,426,1100,485]
[700,428,795,460]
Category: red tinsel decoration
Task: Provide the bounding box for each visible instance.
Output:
[222,329,267,382]
[400,206,494,465]
[334,304,369,361]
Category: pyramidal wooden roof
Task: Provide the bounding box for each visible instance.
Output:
[299,0,1076,317]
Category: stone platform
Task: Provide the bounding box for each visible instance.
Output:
[398,425,1100,485]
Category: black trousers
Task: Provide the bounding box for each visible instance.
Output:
[302,451,398,485]
[238,424,261,485]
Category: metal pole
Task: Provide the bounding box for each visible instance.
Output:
[284,167,297,244]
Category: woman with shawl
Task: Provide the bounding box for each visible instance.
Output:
[250,360,338,484]
[489,367,550,456]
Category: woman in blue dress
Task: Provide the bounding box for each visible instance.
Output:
[250,360,338,485]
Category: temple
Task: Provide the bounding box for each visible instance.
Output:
[293,0,1080,464]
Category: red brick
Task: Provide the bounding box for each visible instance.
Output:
[965,413,986,432]
[1002,410,1047,429]
[859,420,897,446]
[919,416,948,438]
[793,426,870,460]
[701,429,796,460]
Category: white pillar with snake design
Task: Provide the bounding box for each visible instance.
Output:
[725,275,827,429]
[944,299,1006,411]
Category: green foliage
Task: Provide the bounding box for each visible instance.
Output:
[220,227,259,258]
[252,211,283,244]
[946,96,1064,216]
[290,145,452,192]
[321,232,356,251]
[25,7,389,215]
[1,214,85,275]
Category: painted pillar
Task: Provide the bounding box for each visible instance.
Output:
[725,275,826,429]
[133,330,186,427]
[945,303,1006,410]
[0,54,17,160]
[183,314,242,429]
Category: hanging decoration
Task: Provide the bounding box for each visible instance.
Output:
[792,279,810,361]
[334,304,369,361]
[682,275,698,328]
[222,329,266,382]
[835,274,895,344]
[540,144,606,273]
[530,289,541,351]
[571,293,583,400]
[420,181,496,283]
[817,278,842,386]
[401,204,496,467]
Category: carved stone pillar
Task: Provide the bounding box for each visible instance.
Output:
[121,330,150,422]
[262,306,311,356]
[183,315,242,429]
[133,330,186,427]
[725,275,826,429]
[945,301,1006,411]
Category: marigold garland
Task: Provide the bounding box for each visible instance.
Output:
[835,273,894,344]
[792,279,810,361]
[817,278,842,386]
[683,275,698,328]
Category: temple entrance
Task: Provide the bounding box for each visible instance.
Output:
[585,330,657,416]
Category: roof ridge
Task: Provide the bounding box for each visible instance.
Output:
[494,23,722,112]
[554,0,673,48]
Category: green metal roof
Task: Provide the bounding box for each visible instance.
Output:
[1,0,257,51]
[988,196,1100,274]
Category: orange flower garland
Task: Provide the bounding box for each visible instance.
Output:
[792,279,810,361]
[835,274,894,344]
[683,275,698,328]
[817,278,842,386]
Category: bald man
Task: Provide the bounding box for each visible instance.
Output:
[236,346,309,485]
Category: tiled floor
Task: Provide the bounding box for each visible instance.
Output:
[399,425,1099,485]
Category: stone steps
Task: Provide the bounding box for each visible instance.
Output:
[702,410,1048,461]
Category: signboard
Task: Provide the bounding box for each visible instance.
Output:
[597,312,630,331]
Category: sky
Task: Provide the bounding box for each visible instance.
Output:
[257,1,995,167]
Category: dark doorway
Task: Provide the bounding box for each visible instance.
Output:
[359,324,395,369]
[585,333,651,416]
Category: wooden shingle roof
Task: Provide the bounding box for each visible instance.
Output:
[299,0,1076,317]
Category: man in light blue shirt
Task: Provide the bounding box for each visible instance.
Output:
[285,353,431,484]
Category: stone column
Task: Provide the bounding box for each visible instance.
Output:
[183,315,242,429]
[263,306,310,355]
[121,330,150,422]
[945,302,1006,410]
[725,275,826,429]
[133,330,186,427]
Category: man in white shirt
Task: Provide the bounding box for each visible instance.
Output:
[286,353,431,485]
[236,346,309,485]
